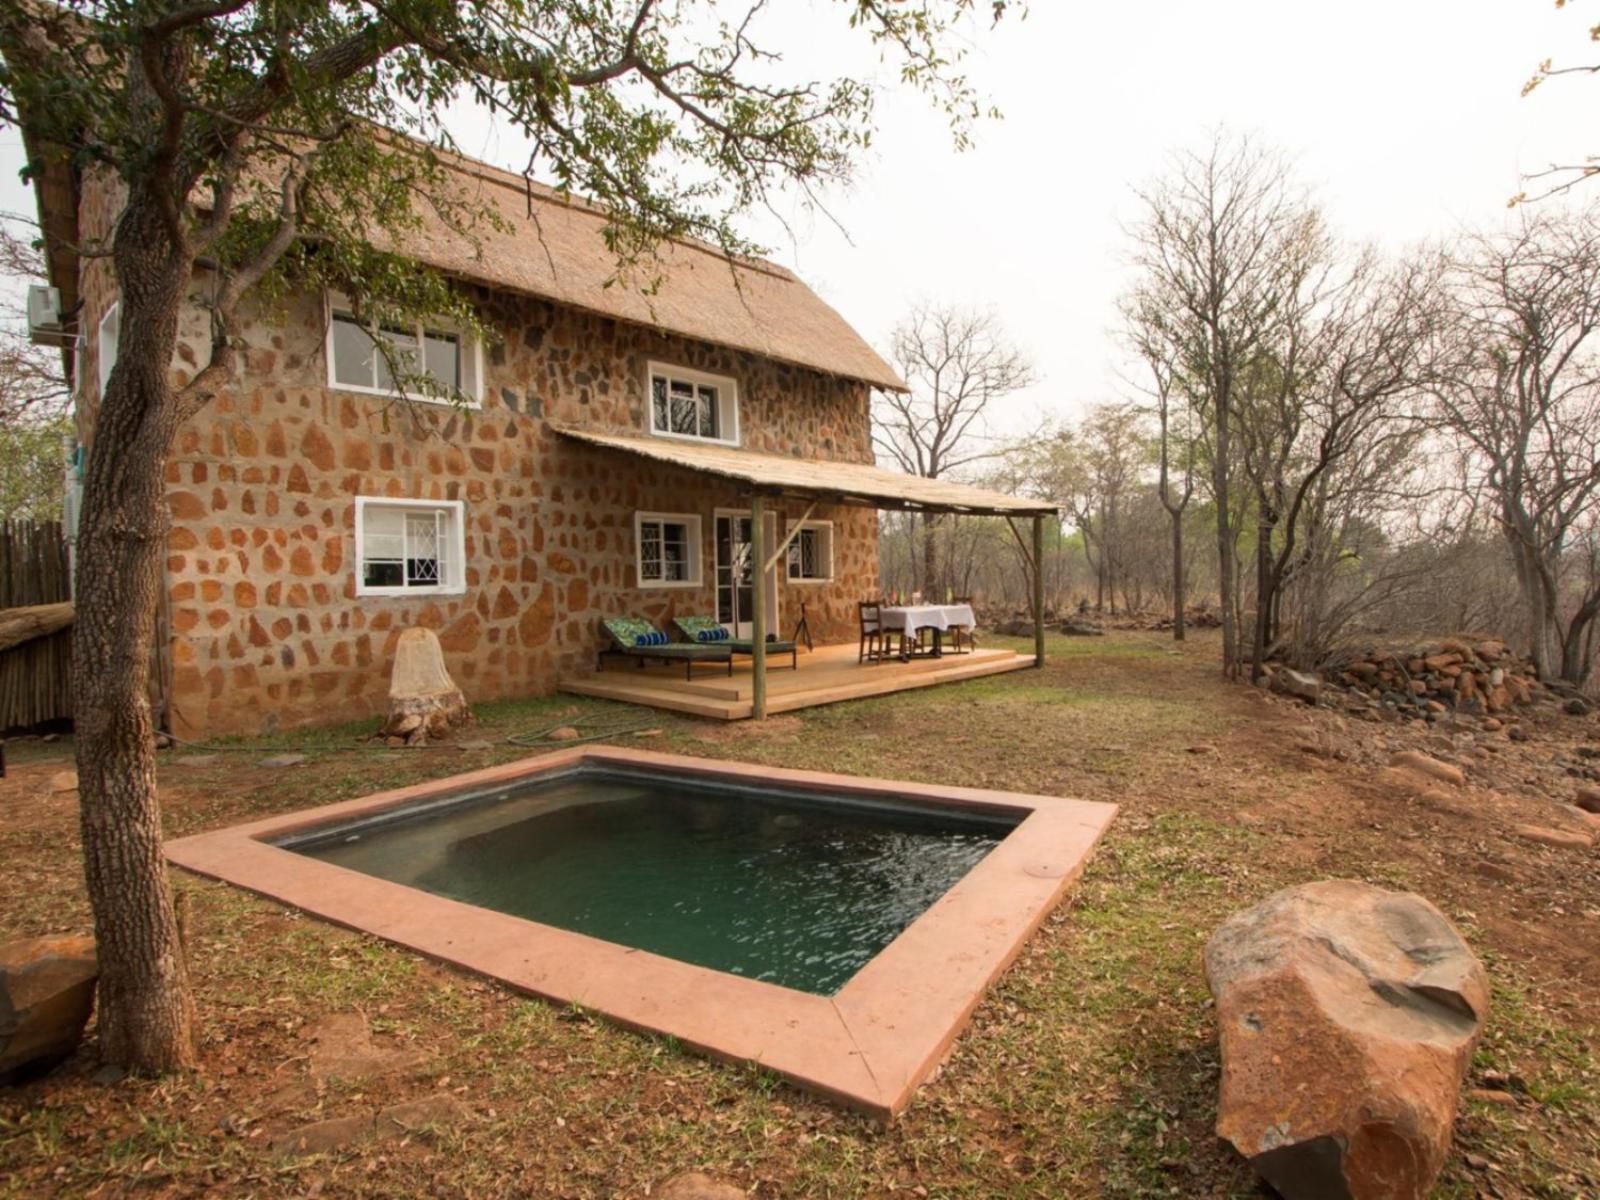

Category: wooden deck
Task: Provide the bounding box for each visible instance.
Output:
[560,641,1035,720]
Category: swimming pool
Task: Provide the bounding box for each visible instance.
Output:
[282,767,1018,996]
[167,746,1116,1118]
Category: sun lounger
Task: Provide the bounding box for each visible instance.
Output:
[671,616,799,672]
[598,617,733,679]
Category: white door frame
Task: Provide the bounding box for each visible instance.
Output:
[714,507,779,638]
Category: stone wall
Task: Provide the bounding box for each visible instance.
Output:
[138,282,878,737]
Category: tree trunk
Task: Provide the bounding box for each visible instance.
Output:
[73,196,198,1073]
[1170,514,1186,641]
[1251,510,1273,682]
[1213,408,1238,677]
[920,511,940,597]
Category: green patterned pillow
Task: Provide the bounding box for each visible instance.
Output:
[603,617,659,646]
[674,616,724,641]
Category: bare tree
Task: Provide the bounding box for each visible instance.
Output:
[1431,209,1600,685]
[1019,405,1149,615]
[1122,288,1197,637]
[874,304,1035,594]
[1129,134,1306,675]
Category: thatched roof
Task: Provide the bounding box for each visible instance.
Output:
[371,154,906,392]
[554,426,1055,516]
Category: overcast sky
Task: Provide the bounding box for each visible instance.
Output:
[3,0,1597,435]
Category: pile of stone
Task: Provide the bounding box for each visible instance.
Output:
[1317,637,1546,719]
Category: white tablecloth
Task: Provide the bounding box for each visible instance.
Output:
[878,604,975,633]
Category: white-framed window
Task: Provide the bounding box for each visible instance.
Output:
[354,497,466,596]
[647,362,739,446]
[786,520,834,583]
[326,292,483,406]
[97,300,120,398]
[635,511,703,588]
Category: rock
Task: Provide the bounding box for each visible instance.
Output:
[1507,724,1529,742]
[1204,880,1487,1200]
[548,726,582,742]
[655,1172,746,1200]
[455,739,495,752]
[1564,697,1592,717]
[171,754,220,768]
[305,1013,432,1085]
[0,936,99,1083]
[1512,824,1594,851]
[259,753,306,769]
[1482,718,1502,732]
[1271,668,1323,704]
[381,626,472,744]
[47,770,77,793]
[373,1092,471,1139]
[1575,785,1600,814]
[1056,619,1103,637]
[1388,750,1465,788]
[1186,744,1217,755]
[269,1111,372,1155]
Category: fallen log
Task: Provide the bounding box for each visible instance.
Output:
[0,602,73,654]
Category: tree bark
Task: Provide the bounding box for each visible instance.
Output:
[1170,516,1186,641]
[72,194,197,1073]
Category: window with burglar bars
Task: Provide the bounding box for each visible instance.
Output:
[636,512,702,587]
[356,499,465,595]
[786,522,833,582]
[647,363,738,445]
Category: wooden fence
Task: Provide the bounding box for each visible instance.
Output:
[0,520,73,731]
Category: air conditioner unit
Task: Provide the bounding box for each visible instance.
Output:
[27,284,71,347]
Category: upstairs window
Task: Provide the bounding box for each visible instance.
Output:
[327,293,482,405]
[786,521,834,583]
[635,512,702,587]
[647,363,739,446]
[355,498,466,596]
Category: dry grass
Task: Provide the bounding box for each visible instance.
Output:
[1,630,1595,1198]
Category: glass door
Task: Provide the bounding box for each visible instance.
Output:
[715,511,777,638]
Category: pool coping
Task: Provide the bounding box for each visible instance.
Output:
[165,746,1117,1120]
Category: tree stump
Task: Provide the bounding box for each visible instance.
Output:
[380,627,471,744]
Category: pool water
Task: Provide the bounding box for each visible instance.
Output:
[284,769,1017,995]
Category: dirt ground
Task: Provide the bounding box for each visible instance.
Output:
[1,630,1596,1198]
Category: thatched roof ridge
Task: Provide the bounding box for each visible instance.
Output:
[554,426,1055,516]
[372,150,907,392]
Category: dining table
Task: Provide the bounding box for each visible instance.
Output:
[877,603,976,659]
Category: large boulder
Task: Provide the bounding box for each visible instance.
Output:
[1204,881,1487,1200]
[1,936,99,1083]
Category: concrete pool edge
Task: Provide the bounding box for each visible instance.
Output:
[164,746,1117,1120]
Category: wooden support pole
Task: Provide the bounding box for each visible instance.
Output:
[1032,513,1046,669]
[750,493,768,719]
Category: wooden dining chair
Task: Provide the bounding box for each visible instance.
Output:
[858,601,889,664]
[948,596,976,655]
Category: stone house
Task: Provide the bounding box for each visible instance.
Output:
[29,149,907,738]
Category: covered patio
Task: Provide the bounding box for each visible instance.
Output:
[555,427,1056,720]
